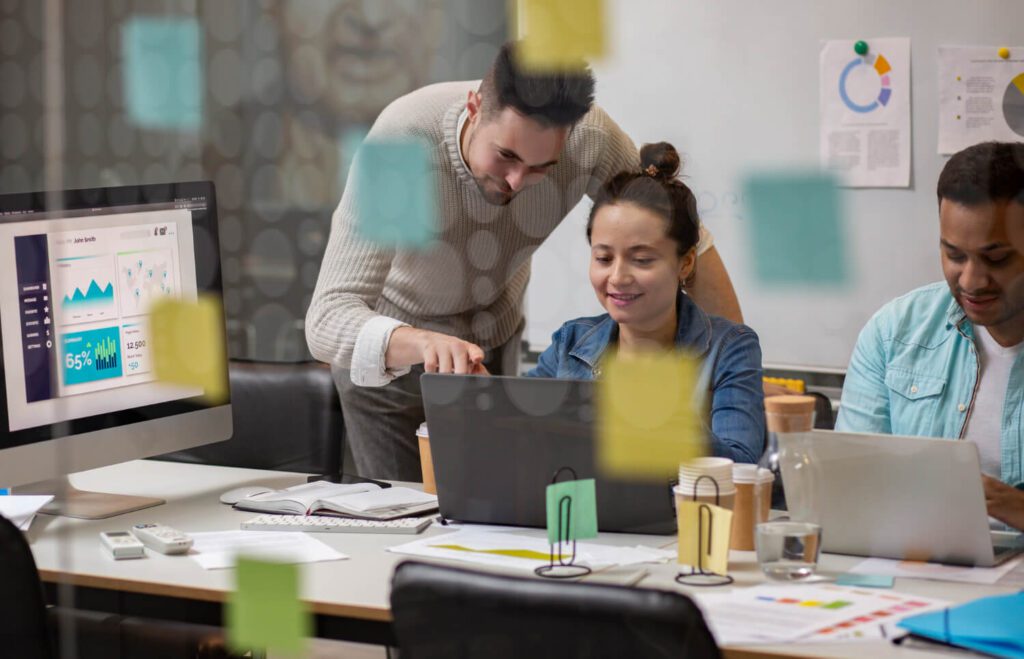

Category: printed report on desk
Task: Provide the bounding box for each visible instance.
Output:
[0,208,202,432]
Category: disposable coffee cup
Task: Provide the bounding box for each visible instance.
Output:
[764,395,817,433]
[416,423,436,495]
[730,465,775,550]
[674,483,735,511]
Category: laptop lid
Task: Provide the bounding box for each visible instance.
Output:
[777,430,1020,567]
[421,374,677,535]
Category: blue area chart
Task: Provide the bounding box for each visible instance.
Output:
[839,53,893,113]
[62,279,114,308]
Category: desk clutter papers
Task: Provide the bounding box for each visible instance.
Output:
[696,583,948,646]
[0,495,54,530]
[898,592,1024,659]
[387,530,674,574]
[849,555,1024,585]
[234,481,438,520]
[188,530,347,570]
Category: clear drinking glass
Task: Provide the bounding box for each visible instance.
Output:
[755,521,822,580]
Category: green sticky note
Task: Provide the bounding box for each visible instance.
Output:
[836,573,895,588]
[353,139,437,248]
[742,171,848,286]
[546,478,598,544]
[149,295,228,404]
[227,557,310,655]
[122,17,202,130]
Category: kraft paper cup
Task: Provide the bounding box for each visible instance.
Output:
[764,395,817,433]
[416,423,436,495]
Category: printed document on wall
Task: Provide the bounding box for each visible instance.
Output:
[938,46,1024,154]
[820,38,911,188]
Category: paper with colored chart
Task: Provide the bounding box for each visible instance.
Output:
[677,500,731,577]
[695,583,947,646]
[820,38,911,187]
[150,296,228,404]
[515,0,605,72]
[596,352,705,480]
[938,45,1024,153]
[227,557,310,655]
[387,530,674,573]
[546,478,598,544]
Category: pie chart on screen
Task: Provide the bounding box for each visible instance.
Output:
[1005,73,1024,137]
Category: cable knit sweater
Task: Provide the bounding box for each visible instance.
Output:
[306,80,639,368]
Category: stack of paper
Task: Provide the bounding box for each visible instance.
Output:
[0,495,54,531]
[849,556,1023,585]
[387,530,674,573]
[188,530,347,570]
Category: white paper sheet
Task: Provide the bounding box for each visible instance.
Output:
[819,38,911,187]
[0,495,54,530]
[938,45,1024,153]
[188,530,347,570]
[849,555,1023,585]
[387,530,674,573]
[695,583,947,646]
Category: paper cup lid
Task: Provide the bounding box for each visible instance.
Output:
[416,423,429,436]
[732,464,759,483]
[764,395,817,414]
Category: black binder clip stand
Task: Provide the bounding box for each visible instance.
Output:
[535,466,592,579]
[675,474,734,587]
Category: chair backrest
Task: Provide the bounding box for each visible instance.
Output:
[0,515,52,659]
[158,359,344,474]
[390,561,721,659]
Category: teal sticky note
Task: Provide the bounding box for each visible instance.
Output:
[122,17,202,130]
[742,171,848,286]
[836,573,894,588]
[545,478,598,544]
[227,557,310,655]
[353,139,437,248]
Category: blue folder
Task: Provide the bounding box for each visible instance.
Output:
[897,593,1024,659]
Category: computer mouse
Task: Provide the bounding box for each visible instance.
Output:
[219,485,274,505]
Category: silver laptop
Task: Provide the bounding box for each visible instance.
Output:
[421,374,677,535]
[777,430,1024,567]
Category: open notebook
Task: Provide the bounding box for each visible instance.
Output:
[233,481,438,520]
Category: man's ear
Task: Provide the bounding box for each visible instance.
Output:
[466,90,483,122]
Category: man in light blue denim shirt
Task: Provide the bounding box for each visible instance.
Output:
[837,142,1024,530]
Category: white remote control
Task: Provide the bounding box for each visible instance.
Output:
[100,530,146,559]
[130,523,193,555]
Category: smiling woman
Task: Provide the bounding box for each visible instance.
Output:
[527,143,767,464]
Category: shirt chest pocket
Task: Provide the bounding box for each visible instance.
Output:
[885,370,947,436]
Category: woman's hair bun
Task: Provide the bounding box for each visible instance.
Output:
[639,142,681,181]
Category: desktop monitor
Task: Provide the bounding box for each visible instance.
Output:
[0,181,232,518]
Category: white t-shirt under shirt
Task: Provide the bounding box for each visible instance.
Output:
[962,327,1023,478]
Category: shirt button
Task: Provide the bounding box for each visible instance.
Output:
[910,385,918,394]
[958,403,966,412]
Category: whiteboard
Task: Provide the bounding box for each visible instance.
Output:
[524,0,1024,371]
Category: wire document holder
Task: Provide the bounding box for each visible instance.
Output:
[675,474,734,587]
[535,466,592,579]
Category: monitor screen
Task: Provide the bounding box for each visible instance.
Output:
[0,182,231,500]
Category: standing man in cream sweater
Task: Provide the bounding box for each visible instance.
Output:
[307,42,742,481]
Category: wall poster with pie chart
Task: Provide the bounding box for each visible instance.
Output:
[819,38,911,188]
[938,45,1024,154]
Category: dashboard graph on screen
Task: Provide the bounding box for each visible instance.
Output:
[53,256,118,324]
[118,249,176,317]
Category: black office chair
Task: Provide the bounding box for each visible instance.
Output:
[390,561,721,659]
[158,359,345,477]
[0,515,242,659]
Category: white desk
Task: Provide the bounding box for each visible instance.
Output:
[27,460,1023,658]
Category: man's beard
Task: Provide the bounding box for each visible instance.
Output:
[475,176,513,206]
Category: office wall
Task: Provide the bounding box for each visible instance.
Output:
[525,0,1024,370]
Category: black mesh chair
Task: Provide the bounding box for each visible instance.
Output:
[390,561,721,659]
[158,359,345,477]
[0,515,240,659]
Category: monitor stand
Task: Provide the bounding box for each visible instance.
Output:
[17,476,164,520]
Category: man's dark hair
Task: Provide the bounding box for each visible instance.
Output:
[478,41,595,127]
[937,141,1024,207]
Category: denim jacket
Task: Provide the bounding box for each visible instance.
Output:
[836,282,1024,487]
[527,293,766,463]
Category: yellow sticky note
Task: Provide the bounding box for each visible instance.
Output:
[677,500,733,576]
[515,0,606,72]
[596,351,706,479]
[227,557,310,655]
[149,295,228,404]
